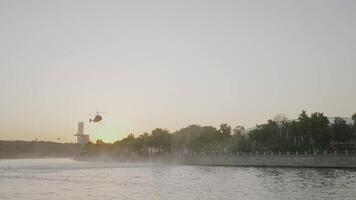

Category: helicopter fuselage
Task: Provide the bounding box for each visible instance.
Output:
[90,115,102,123]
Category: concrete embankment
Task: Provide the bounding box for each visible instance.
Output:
[183,154,356,168]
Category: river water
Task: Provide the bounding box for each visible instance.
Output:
[0,158,355,200]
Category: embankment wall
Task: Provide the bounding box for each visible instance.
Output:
[183,154,356,168]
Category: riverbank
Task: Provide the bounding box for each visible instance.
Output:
[76,153,356,168]
[184,154,356,168]
[0,140,80,159]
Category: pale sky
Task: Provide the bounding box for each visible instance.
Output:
[1,0,355,142]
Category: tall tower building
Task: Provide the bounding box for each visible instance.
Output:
[74,122,89,145]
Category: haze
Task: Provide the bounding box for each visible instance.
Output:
[1,0,355,142]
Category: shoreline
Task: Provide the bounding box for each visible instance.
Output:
[74,153,356,168]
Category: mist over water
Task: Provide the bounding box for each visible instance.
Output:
[1,159,355,200]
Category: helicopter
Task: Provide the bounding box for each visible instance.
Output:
[89,112,106,123]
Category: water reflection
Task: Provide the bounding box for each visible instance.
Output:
[0,159,355,200]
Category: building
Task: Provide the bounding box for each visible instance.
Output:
[74,122,90,145]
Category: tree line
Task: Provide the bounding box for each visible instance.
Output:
[82,111,356,157]
[0,140,81,159]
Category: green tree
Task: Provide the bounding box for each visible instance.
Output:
[352,113,356,125]
[218,124,232,139]
[249,120,280,151]
[173,125,218,152]
[132,133,151,155]
[117,134,137,155]
[332,117,353,141]
[189,126,218,152]
[233,126,245,136]
[309,112,332,150]
[150,128,172,153]
[96,139,105,145]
